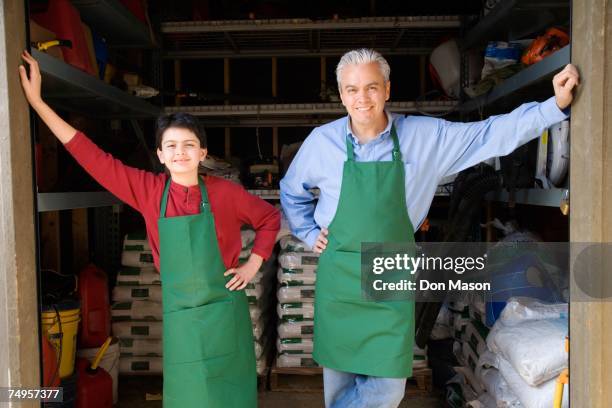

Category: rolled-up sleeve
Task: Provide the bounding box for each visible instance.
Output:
[435,96,569,179]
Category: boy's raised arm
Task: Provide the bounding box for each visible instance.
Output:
[19,50,78,144]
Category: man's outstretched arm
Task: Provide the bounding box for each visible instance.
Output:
[435,64,580,179]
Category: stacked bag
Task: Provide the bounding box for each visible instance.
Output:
[276,236,319,368]
[200,155,241,184]
[112,234,163,375]
[468,297,569,408]
[413,344,429,370]
[240,228,268,376]
[446,293,491,404]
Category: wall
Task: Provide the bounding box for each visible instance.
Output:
[0,1,40,406]
[570,0,612,406]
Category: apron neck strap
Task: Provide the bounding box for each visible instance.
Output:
[160,176,209,218]
[345,123,402,162]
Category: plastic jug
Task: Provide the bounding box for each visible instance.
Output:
[42,335,60,387]
[78,264,111,348]
[76,337,113,408]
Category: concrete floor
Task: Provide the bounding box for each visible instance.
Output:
[116,376,445,407]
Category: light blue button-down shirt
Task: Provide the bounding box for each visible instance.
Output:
[280,97,568,248]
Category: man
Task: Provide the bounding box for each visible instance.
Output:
[280,48,578,408]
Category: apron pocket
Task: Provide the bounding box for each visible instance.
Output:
[164,300,237,364]
[317,299,413,355]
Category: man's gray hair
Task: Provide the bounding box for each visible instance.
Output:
[336,48,391,88]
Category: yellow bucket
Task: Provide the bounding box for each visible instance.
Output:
[41,300,81,379]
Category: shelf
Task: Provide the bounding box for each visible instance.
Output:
[458,46,569,114]
[247,189,283,200]
[165,101,457,127]
[71,0,155,48]
[162,16,460,59]
[485,188,567,207]
[248,189,320,200]
[248,186,451,200]
[37,192,122,212]
[34,50,161,118]
[461,0,570,51]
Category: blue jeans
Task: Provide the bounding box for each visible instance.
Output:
[323,367,407,408]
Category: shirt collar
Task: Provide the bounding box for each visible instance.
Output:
[345,111,393,146]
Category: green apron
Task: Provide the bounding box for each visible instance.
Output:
[158,178,256,407]
[313,125,416,378]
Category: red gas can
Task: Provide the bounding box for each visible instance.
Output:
[78,264,111,348]
[75,357,112,408]
[42,335,60,387]
[31,0,95,75]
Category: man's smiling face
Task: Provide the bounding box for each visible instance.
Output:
[339,62,390,128]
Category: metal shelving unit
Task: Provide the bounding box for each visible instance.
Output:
[162,16,461,59]
[72,0,155,48]
[458,45,569,114]
[485,188,567,208]
[37,192,122,212]
[460,0,570,51]
[35,49,161,119]
[458,0,571,210]
[247,185,451,200]
[165,101,457,127]
[34,47,160,211]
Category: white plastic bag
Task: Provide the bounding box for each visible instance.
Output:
[277,353,318,368]
[241,229,256,248]
[249,305,261,322]
[469,292,488,326]
[476,351,522,408]
[278,268,316,285]
[256,358,268,375]
[278,251,319,270]
[119,337,163,356]
[278,320,314,339]
[119,356,162,375]
[413,345,428,369]
[117,266,160,285]
[498,356,568,408]
[499,297,568,326]
[277,337,314,354]
[245,283,263,300]
[430,303,452,340]
[254,341,263,359]
[450,310,470,340]
[121,250,154,267]
[487,317,567,386]
[113,320,162,339]
[277,302,315,321]
[279,235,311,252]
[239,247,252,259]
[466,393,497,408]
[112,285,162,302]
[111,300,162,321]
[123,233,151,251]
[465,320,489,357]
[277,285,315,303]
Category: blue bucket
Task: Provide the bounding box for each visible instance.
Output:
[485,252,561,326]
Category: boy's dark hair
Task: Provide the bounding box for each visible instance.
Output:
[155,113,207,149]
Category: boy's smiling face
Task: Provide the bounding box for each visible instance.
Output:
[156,127,207,176]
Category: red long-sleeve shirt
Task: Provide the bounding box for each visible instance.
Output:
[65,132,280,271]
